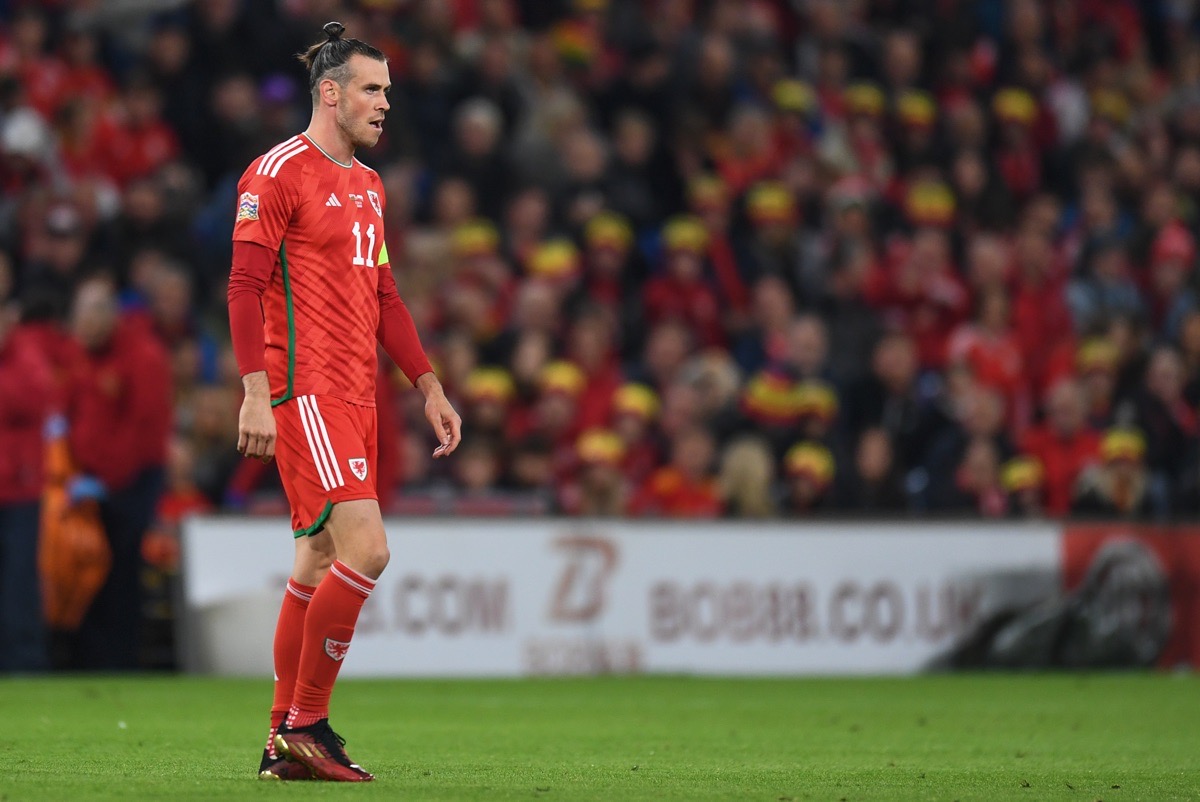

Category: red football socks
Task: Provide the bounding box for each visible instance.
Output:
[287,561,375,728]
[267,578,315,756]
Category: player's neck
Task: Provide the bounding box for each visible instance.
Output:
[303,119,354,167]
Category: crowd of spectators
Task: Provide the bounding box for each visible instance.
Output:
[3,0,1200,533]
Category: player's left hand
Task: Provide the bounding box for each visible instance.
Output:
[424,393,462,459]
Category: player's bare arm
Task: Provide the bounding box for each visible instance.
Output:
[237,370,276,463]
[416,372,461,458]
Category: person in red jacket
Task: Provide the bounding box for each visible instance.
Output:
[864,226,969,369]
[92,76,180,187]
[642,216,724,349]
[63,275,172,670]
[630,426,723,517]
[0,301,55,672]
[945,286,1025,414]
[1019,378,1101,516]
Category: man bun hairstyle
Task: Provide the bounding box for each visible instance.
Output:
[298,21,386,100]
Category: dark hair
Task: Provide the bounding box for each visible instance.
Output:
[298,21,386,99]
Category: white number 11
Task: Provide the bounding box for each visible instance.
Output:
[352,221,375,267]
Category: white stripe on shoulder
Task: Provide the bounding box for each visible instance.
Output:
[269,144,308,178]
[297,396,334,491]
[260,140,306,177]
[308,397,345,487]
[259,139,304,177]
[264,136,299,157]
[256,136,300,176]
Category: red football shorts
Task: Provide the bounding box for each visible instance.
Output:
[273,394,377,536]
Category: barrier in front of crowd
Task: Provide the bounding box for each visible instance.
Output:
[178,518,1197,676]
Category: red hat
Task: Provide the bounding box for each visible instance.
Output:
[1152,222,1196,267]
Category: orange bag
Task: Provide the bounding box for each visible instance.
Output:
[37,424,111,631]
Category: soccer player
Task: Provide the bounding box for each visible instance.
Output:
[226,22,461,782]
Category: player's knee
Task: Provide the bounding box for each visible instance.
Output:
[360,542,390,578]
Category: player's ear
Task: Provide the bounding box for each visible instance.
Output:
[319,77,340,106]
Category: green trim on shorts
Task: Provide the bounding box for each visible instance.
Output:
[293,500,333,538]
[270,240,296,408]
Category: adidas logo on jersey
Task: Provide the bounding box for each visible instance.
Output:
[325,193,342,207]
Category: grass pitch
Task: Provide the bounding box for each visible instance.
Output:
[0,674,1196,801]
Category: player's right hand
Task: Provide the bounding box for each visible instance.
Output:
[237,394,276,463]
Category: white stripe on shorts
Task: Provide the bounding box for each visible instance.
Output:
[308,396,345,487]
[297,395,338,491]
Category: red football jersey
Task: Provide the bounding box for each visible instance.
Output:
[233,134,390,406]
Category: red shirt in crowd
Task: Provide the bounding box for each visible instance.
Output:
[946,324,1025,404]
[63,63,115,106]
[18,57,70,119]
[575,359,623,431]
[68,317,173,491]
[620,439,661,485]
[0,328,55,504]
[715,146,788,196]
[1020,426,1101,516]
[17,320,80,403]
[706,233,751,314]
[630,467,723,518]
[92,111,180,187]
[642,275,724,349]
[864,251,969,369]
[1011,273,1073,398]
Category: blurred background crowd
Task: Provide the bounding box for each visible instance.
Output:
[4,0,1200,562]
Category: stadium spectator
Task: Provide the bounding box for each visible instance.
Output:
[1075,339,1121,430]
[452,435,504,500]
[834,427,907,514]
[1001,456,1046,519]
[0,298,53,671]
[642,215,723,349]
[564,303,622,430]
[946,286,1024,412]
[631,425,722,517]
[842,330,935,472]
[2,0,1200,572]
[780,441,835,515]
[732,274,794,375]
[56,276,169,669]
[864,226,968,370]
[1072,428,1154,519]
[561,428,630,516]
[717,436,776,518]
[1136,345,1199,512]
[940,436,1009,518]
[609,382,661,484]
[1020,379,1101,517]
[153,435,215,540]
[925,384,1013,512]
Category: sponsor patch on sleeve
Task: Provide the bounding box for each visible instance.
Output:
[236,191,260,221]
